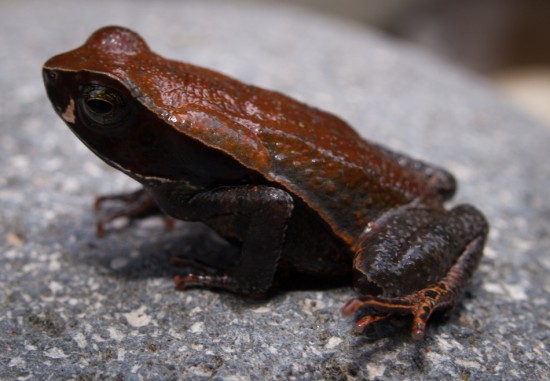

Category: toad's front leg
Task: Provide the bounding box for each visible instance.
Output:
[342,204,488,339]
[94,188,169,236]
[159,185,294,295]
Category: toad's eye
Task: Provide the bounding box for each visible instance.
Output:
[79,85,131,128]
[86,98,114,114]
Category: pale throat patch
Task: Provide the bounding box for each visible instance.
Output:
[61,98,76,123]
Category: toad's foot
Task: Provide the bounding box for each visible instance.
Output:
[341,281,457,340]
[94,188,173,236]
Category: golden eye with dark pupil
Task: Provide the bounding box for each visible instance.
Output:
[79,85,130,128]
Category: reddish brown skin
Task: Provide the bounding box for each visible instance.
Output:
[43,26,489,339]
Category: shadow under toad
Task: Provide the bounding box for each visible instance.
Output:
[70,216,350,295]
[64,214,472,342]
[75,218,236,280]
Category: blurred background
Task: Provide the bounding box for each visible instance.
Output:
[270,0,550,128]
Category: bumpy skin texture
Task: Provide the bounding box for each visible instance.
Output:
[43,26,489,339]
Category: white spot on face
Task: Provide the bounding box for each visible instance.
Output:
[61,98,76,123]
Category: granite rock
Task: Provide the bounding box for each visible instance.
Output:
[1,1,549,380]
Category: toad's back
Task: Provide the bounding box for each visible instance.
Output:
[44,26,448,244]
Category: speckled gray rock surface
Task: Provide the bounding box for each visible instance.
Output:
[1,1,549,380]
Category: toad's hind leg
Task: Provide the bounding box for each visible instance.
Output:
[343,204,488,339]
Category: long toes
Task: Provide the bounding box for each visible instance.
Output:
[411,316,428,340]
[354,313,391,334]
[341,297,373,317]
[409,299,437,340]
[341,294,441,339]
[341,296,414,317]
